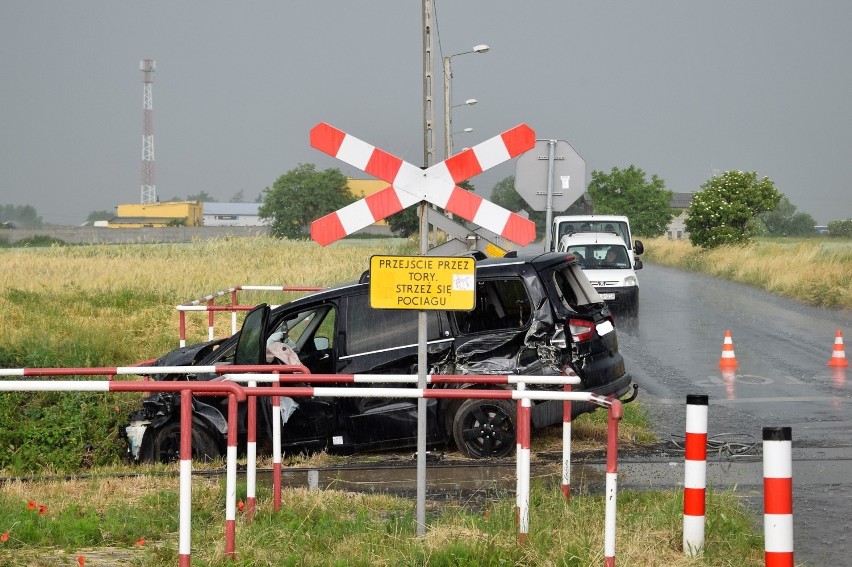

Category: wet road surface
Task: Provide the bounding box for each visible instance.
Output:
[615,261,852,566]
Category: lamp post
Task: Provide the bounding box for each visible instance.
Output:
[443,45,489,159]
[452,127,474,150]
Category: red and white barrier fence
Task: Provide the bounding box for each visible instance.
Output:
[2,368,622,564]
[226,372,583,518]
[683,394,709,556]
[232,379,621,556]
[763,426,794,567]
[175,284,325,347]
[0,379,244,567]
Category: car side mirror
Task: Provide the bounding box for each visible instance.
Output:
[634,259,643,270]
[634,240,644,255]
[314,336,330,350]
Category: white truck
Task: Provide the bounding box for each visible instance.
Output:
[549,214,644,265]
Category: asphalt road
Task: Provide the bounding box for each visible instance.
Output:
[615,261,852,566]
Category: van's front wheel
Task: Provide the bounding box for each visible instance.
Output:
[451,399,516,458]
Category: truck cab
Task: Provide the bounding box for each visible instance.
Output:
[550,214,644,265]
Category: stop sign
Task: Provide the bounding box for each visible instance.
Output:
[514,139,586,212]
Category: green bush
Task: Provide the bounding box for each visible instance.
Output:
[828,218,852,237]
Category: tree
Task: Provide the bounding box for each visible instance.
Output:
[259,164,355,239]
[685,170,781,248]
[86,210,114,223]
[758,196,817,236]
[229,190,245,203]
[186,191,214,202]
[386,207,419,237]
[827,218,852,237]
[586,166,674,237]
[0,204,43,228]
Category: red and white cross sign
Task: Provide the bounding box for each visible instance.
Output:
[309,123,537,246]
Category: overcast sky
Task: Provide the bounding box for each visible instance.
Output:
[2,1,850,225]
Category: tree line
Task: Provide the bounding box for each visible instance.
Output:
[6,165,850,243]
[254,163,848,247]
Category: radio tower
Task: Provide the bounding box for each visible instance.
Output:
[140,59,157,204]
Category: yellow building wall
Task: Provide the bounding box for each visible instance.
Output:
[113,201,203,227]
[347,178,390,226]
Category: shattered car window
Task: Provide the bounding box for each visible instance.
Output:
[453,278,530,333]
[553,265,602,308]
[269,306,336,352]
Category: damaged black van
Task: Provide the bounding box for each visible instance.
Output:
[121,251,635,462]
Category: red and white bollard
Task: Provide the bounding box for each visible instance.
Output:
[763,426,794,567]
[683,394,708,556]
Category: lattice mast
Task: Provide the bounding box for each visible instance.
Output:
[140,59,156,204]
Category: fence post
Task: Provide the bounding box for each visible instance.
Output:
[516,383,531,544]
[604,399,622,567]
[562,378,573,500]
[231,289,239,335]
[763,426,794,567]
[179,389,193,567]
[225,394,238,559]
[246,380,257,520]
[272,375,282,511]
[207,299,215,341]
[683,394,708,556]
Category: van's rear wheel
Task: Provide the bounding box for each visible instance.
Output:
[138,421,221,464]
[452,399,516,458]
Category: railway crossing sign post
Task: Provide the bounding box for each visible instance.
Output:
[424,207,514,257]
[310,122,535,535]
[515,139,586,250]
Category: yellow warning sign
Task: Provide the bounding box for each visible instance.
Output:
[369,255,476,310]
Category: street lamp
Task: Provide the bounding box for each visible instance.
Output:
[443,45,489,158]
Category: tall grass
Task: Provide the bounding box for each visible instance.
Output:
[0,237,416,364]
[643,237,852,309]
[0,475,764,566]
[0,238,415,474]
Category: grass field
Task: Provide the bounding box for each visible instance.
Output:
[0,236,772,564]
[642,236,852,309]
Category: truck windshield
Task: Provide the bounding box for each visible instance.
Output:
[557,221,630,249]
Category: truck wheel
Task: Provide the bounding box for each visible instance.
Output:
[451,399,516,458]
[138,421,221,464]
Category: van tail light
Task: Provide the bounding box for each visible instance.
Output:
[568,318,595,342]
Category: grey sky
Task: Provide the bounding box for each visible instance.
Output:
[2,1,850,226]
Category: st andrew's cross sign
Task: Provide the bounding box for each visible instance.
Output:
[309,123,537,247]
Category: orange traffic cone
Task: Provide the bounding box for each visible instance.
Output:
[827,330,849,367]
[718,329,739,368]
